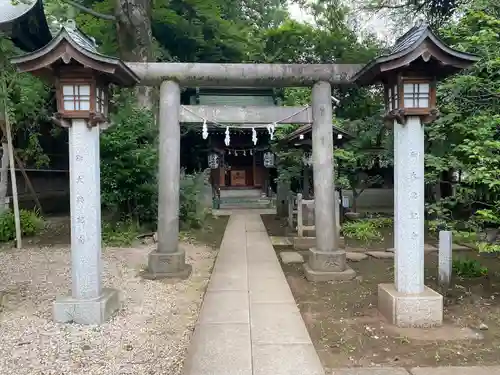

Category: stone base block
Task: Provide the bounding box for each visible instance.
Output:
[308,248,346,272]
[53,288,120,325]
[378,283,443,328]
[303,263,356,282]
[142,250,192,280]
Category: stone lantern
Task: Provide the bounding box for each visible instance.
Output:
[353,20,479,328]
[11,20,139,325]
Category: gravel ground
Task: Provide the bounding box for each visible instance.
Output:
[0,242,217,375]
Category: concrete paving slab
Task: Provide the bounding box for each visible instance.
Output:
[280,251,304,264]
[270,236,293,246]
[346,252,368,261]
[198,291,249,324]
[252,343,325,375]
[366,251,394,259]
[331,368,409,375]
[410,367,500,375]
[248,261,285,280]
[208,268,248,292]
[248,276,295,304]
[386,244,438,253]
[250,302,311,344]
[183,323,252,375]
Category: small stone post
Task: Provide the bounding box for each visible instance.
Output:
[303,81,355,282]
[297,193,303,237]
[334,190,341,240]
[144,80,191,279]
[438,230,453,289]
[53,119,119,324]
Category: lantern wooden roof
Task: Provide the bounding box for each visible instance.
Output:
[353,20,480,86]
[10,20,139,87]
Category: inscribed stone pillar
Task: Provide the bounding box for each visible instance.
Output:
[393,116,425,294]
[303,81,355,282]
[378,116,443,327]
[53,119,119,325]
[144,80,191,279]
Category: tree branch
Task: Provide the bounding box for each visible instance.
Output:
[62,0,116,21]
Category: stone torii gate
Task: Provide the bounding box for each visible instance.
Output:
[11,21,477,327]
[137,66,359,282]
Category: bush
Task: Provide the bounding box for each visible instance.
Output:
[102,220,141,247]
[100,107,210,231]
[100,107,158,225]
[179,171,210,230]
[452,258,488,278]
[0,209,44,242]
[341,219,383,245]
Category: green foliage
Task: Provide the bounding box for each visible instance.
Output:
[102,220,141,247]
[0,209,44,242]
[452,257,488,278]
[453,230,479,244]
[100,106,209,230]
[367,216,393,228]
[341,219,383,245]
[100,107,158,224]
[0,37,51,168]
[179,172,210,230]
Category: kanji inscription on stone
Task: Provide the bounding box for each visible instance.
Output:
[410,211,419,220]
[77,216,85,224]
[410,191,418,199]
[76,154,83,162]
[78,235,85,244]
[76,175,84,184]
[76,196,84,204]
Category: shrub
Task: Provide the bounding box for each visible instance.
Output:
[179,171,209,230]
[102,220,141,247]
[0,209,44,242]
[452,258,488,278]
[100,107,210,231]
[100,107,158,225]
[341,219,383,245]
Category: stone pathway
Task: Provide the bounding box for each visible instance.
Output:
[330,367,500,375]
[182,212,324,375]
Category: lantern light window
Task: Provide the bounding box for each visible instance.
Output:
[63,84,91,111]
[403,83,430,108]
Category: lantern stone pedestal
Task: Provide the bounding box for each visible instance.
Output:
[377,117,443,327]
[53,119,120,325]
[142,80,192,280]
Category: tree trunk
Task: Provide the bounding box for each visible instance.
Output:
[0,142,9,213]
[114,0,154,109]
